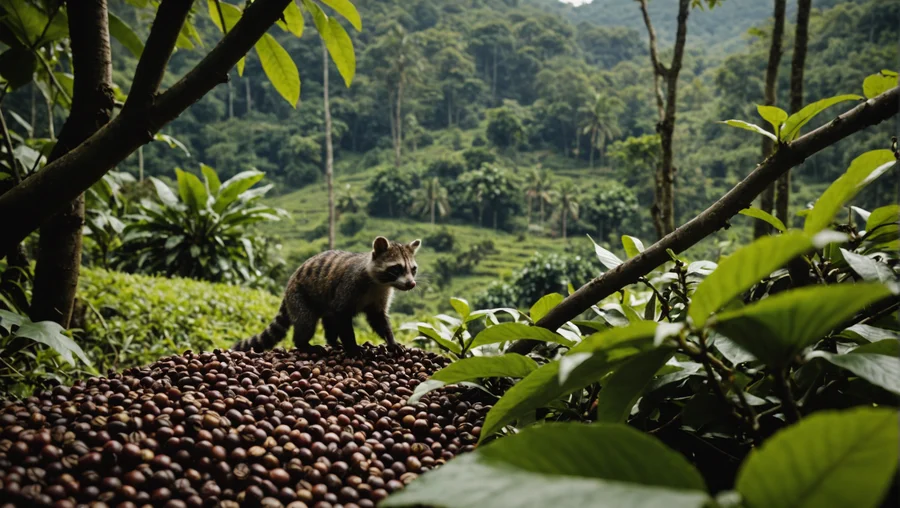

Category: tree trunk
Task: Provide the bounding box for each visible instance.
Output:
[540,198,545,225]
[30,84,37,136]
[138,144,144,181]
[777,0,811,226]
[387,89,397,158]
[46,95,55,140]
[526,195,532,225]
[430,198,435,225]
[755,0,786,239]
[31,0,114,326]
[562,208,567,241]
[395,79,403,167]
[493,209,497,231]
[639,0,690,239]
[589,126,596,169]
[323,42,335,250]
[447,90,452,127]
[245,77,252,114]
[492,44,497,103]
[227,77,234,119]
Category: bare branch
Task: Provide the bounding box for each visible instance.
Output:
[637,0,666,120]
[510,86,900,355]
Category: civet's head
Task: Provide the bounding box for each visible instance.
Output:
[369,236,421,291]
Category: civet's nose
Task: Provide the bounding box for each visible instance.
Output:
[407,280,416,289]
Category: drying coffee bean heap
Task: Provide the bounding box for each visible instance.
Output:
[0,344,490,508]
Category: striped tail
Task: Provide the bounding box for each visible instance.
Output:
[233,301,291,352]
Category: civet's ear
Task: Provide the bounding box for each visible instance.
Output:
[373,236,390,256]
[408,239,421,253]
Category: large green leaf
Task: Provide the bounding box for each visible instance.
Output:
[589,235,622,270]
[567,321,658,356]
[689,231,813,327]
[408,354,538,404]
[736,407,899,508]
[449,297,470,320]
[807,347,900,396]
[207,0,246,75]
[308,1,357,88]
[864,204,899,243]
[200,163,221,196]
[255,33,300,107]
[277,0,305,37]
[108,12,144,57]
[862,70,897,100]
[213,170,265,213]
[805,150,897,234]
[839,249,894,283]
[0,47,36,89]
[756,105,787,137]
[385,423,709,508]
[469,322,574,349]
[13,321,91,367]
[713,283,894,367]
[720,120,777,141]
[175,168,208,211]
[529,293,563,322]
[780,94,862,142]
[0,0,68,45]
[148,177,180,207]
[739,207,786,232]
[596,347,674,423]
[319,0,362,31]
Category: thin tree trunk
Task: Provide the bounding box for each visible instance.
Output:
[245,77,251,114]
[562,208,567,241]
[540,198,545,225]
[227,78,234,119]
[777,0,811,226]
[589,126,596,169]
[755,0,787,239]
[138,144,144,181]
[387,89,397,158]
[492,44,497,102]
[323,42,335,250]
[46,95,55,140]
[430,198,435,225]
[447,91,452,127]
[30,84,37,136]
[395,79,403,167]
[527,195,532,225]
[31,0,114,326]
[639,0,690,239]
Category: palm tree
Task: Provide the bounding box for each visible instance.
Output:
[555,181,580,241]
[411,177,450,225]
[581,93,624,169]
[525,168,552,226]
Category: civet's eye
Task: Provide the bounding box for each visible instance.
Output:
[411,266,418,275]
[387,264,404,277]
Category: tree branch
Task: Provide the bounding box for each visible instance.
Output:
[637,0,666,121]
[0,107,21,184]
[509,86,900,355]
[124,0,195,110]
[0,0,294,255]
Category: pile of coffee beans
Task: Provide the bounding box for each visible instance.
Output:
[0,344,490,507]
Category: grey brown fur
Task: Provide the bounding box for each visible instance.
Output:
[233,236,420,355]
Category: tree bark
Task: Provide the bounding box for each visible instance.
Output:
[245,77,252,114]
[562,208,567,241]
[777,0,811,226]
[395,79,403,167]
[639,0,690,239]
[323,42,335,250]
[31,0,114,326]
[0,0,294,255]
[589,126,596,169]
[754,0,786,239]
[430,198,435,225]
[227,78,234,119]
[509,86,899,356]
[138,145,144,181]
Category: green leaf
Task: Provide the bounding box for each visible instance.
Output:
[214,170,265,213]
[200,163,221,196]
[588,235,622,270]
[153,133,191,156]
[385,424,709,508]
[529,293,563,322]
[736,407,899,508]
[804,150,897,234]
[449,297,470,321]
[839,249,894,283]
[277,0,305,37]
[807,350,900,395]
[0,47,36,89]
[318,16,357,87]
[175,168,209,211]
[568,321,658,355]
[408,354,538,404]
[0,0,68,45]
[712,283,894,367]
[720,120,777,141]
[0,309,26,330]
[319,0,362,31]
[689,231,813,327]
[756,105,787,137]
[207,0,246,75]
[13,321,91,367]
[739,207,786,232]
[780,94,862,142]
[255,33,300,107]
[596,347,674,423]
[470,322,574,350]
[108,12,144,57]
[850,338,900,357]
[864,204,899,243]
[621,235,645,258]
[836,324,898,343]
[862,71,898,99]
[148,177,180,207]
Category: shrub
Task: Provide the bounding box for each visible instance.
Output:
[366,166,417,218]
[424,228,456,253]
[485,105,525,148]
[426,153,467,180]
[339,212,368,237]
[462,146,495,171]
[473,251,599,309]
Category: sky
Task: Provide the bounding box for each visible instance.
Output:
[558,0,592,5]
